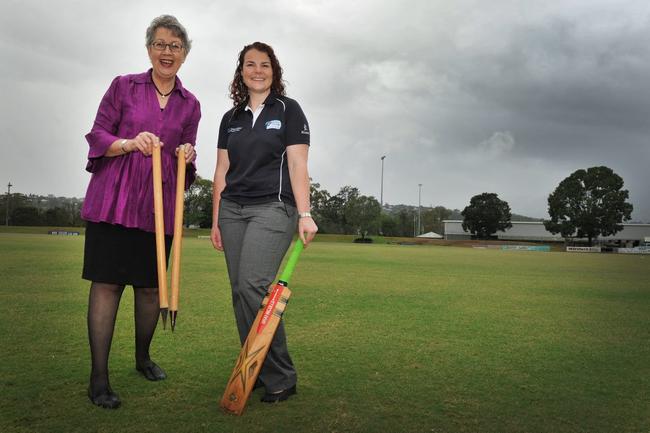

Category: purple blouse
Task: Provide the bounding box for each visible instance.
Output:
[81,70,201,235]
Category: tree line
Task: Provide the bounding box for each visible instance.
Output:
[147,177,544,238]
[3,166,635,246]
[183,178,458,238]
[0,193,84,227]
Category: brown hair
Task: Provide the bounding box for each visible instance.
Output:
[229,42,286,107]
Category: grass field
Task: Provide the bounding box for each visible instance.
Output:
[1,232,649,433]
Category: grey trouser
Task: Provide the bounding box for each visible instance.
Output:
[218,198,298,392]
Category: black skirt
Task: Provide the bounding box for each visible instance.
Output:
[82,221,172,287]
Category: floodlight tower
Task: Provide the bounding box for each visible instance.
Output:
[6,182,12,226]
[380,155,386,207]
[418,183,422,236]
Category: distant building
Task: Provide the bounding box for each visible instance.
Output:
[443,220,650,246]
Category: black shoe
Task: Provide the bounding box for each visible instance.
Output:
[136,361,167,381]
[260,385,297,403]
[88,387,121,409]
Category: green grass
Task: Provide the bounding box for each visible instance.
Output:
[0,233,649,433]
[0,226,380,243]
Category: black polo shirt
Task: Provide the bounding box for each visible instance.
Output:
[217,92,310,206]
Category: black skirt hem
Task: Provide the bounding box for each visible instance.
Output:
[82,221,172,287]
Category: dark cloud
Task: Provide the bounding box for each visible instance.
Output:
[2,0,648,221]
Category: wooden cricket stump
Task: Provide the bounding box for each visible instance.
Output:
[170,145,186,331]
[152,144,169,327]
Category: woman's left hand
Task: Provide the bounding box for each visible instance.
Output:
[298,216,318,247]
[176,144,196,164]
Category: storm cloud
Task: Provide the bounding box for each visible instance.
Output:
[2,0,648,220]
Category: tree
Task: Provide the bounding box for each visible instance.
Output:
[333,186,360,234]
[309,182,330,214]
[66,202,84,226]
[11,206,42,226]
[1,193,85,227]
[421,206,452,235]
[344,194,381,240]
[1,193,30,225]
[394,208,416,237]
[44,207,71,226]
[461,193,512,239]
[184,176,213,228]
[544,166,633,246]
[380,213,398,236]
[312,185,361,234]
[309,182,338,233]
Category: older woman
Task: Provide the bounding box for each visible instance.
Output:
[81,15,200,409]
[211,42,317,403]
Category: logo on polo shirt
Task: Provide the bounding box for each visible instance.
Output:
[227,127,243,133]
[301,123,310,135]
[265,120,282,130]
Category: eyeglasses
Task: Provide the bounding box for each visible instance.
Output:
[150,40,184,53]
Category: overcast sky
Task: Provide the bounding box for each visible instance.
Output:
[2,0,649,221]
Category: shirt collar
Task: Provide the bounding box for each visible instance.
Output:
[242,91,280,109]
[245,104,264,113]
[133,69,189,99]
[245,103,265,127]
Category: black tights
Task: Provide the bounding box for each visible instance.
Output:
[87,282,160,394]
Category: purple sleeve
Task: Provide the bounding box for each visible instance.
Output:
[84,76,123,172]
[181,99,201,189]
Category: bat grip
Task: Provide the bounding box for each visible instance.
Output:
[278,240,303,284]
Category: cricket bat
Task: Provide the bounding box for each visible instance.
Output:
[220,240,304,415]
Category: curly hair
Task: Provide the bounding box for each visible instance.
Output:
[229,42,285,107]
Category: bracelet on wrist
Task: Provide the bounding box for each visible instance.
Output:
[119,139,128,154]
[298,211,312,219]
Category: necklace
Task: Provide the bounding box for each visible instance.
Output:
[152,80,174,98]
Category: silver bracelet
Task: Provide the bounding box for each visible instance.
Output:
[298,211,312,218]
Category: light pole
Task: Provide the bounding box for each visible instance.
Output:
[380,155,386,207]
[6,182,12,226]
[417,183,422,236]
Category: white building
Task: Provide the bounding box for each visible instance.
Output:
[443,220,650,245]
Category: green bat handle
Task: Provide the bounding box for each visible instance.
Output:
[278,240,304,284]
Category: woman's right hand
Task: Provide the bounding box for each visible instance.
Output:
[131,132,163,156]
[211,225,223,251]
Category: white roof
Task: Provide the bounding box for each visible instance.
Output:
[417,231,443,239]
